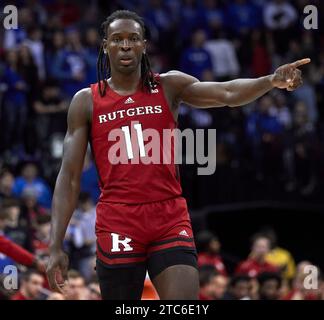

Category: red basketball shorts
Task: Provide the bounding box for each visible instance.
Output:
[95,196,196,267]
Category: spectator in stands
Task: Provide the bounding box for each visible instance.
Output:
[0,170,14,201]
[223,274,252,300]
[260,227,296,281]
[250,30,272,78]
[11,269,44,300]
[45,31,66,79]
[272,91,292,130]
[65,270,88,300]
[84,27,101,86]
[2,198,31,251]
[292,101,318,196]
[87,282,102,300]
[20,185,48,233]
[257,272,282,300]
[291,78,318,125]
[33,80,68,152]
[246,95,284,182]
[32,215,51,258]
[204,30,240,81]
[12,162,52,209]
[263,0,298,54]
[236,233,278,277]
[51,27,87,98]
[1,49,28,153]
[196,230,227,276]
[23,27,46,80]
[199,265,227,300]
[17,44,39,110]
[17,44,40,156]
[66,192,96,281]
[180,29,213,80]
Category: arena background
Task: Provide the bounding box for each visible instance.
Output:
[0,0,324,300]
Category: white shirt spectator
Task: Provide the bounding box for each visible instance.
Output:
[67,208,96,251]
[23,38,46,80]
[204,39,240,78]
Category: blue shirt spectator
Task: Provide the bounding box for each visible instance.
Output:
[180,30,213,80]
[2,65,27,106]
[246,96,284,144]
[51,48,87,98]
[51,28,87,98]
[12,163,52,209]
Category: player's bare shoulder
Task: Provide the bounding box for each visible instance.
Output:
[160,71,199,105]
[160,70,198,89]
[67,88,93,126]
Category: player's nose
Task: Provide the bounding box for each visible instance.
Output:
[120,39,131,50]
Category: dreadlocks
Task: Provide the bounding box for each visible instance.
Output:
[97,10,157,97]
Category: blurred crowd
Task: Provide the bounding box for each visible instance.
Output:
[196,229,324,300]
[0,0,324,300]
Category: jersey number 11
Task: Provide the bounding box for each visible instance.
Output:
[121,123,145,159]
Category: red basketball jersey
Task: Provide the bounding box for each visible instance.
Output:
[90,76,182,204]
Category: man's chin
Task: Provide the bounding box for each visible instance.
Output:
[118,64,137,74]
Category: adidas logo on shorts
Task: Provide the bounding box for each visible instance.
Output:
[179,230,189,237]
[124,97,135,104]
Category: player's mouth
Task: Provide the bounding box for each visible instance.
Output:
[119,58,133,66]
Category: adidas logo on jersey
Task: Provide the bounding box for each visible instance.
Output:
[124,97,135,104]
[179,230,189,237]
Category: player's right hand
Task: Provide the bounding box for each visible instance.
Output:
[46,249,69,294]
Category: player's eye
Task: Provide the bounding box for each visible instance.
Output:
[131,36,139,42]
[112,38,121,43]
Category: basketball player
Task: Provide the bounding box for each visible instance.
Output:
[46,10,310,300]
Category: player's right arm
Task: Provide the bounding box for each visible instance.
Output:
[46,88,92,293]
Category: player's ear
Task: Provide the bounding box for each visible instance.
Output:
[103,38,108,54]
[143,39,147,54]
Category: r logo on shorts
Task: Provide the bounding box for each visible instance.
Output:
[111,233,133,252]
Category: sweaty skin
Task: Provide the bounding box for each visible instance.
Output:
[46,18,310,295]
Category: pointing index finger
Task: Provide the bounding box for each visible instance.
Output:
[291,58,311,68]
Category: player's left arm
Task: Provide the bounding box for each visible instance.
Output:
[167,58,310,108]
